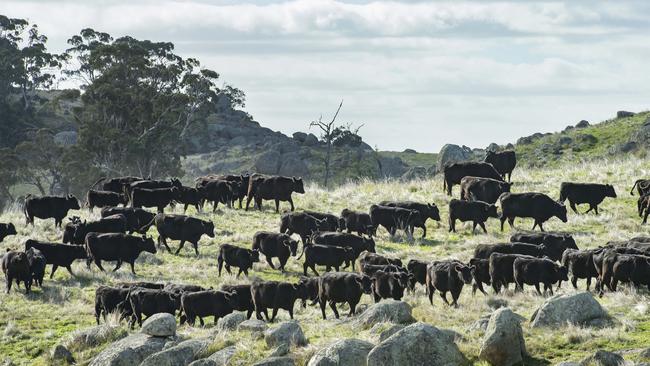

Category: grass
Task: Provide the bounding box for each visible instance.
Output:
[1,156,650,365]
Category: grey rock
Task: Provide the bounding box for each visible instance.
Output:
[630,123,650,146]
[580,350,625,366]
[255,150,282,174]
[238,319,268,333]
[141,339,211,366]
[264,321,308,348]
[205,346,237,365]
[253,356,295,366]
[557,136,573,146]
[617,111,635,118]
[530,292,610,328]
[486,298,508,310]
[188,360,217,366]
[479,308,526,366]
[486,143,500,152]
[378,156,409,178]
[65,325,128,351]
[438,144,473,170]
[51,344,75,364]
[564,125,575,132]
[216,312,247,332]
[304,133,319,146]
[292,132,308,142]
[356,300,415,329]
[377,324,405,342]
[269,343,290,358]
[307,338,374,366]
[618,141,638,153]
[400,166,429,181]
[468,315,491,332]
[557,363,580,366]
[141,313,177,337]
[577,134,598,145]
[576,120,591,128]
[403,149,417,154]
[505,143,515,150]
[366,322,467,366]
[90,333,169,366]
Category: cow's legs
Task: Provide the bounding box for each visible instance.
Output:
[270,307,278,322]
[175,240,186,255]
[129,261,136,275]
[94,259,106,272]
[113,260,122,272]
[569,201,578,214]
[329,301,340,319]
[266,257,276,270]
[50,265,59,279]
[275,199,280,213]
[319,299,327,319]
[288,197,295,211]
[479,222,488,234]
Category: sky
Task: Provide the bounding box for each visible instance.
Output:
[2,0,650,152]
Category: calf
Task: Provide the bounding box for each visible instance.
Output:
[358,252,402,267]
[217,244,260,277]
[140,213,214,255]
[252,231,298,272]
[202,179,238,212]
[302,243,356,276]
[245,175,305,212]
[425,260,473,306]
[198,174,249,208]
[177,186,204,213]
[406,259,429,291]
[489,253,534,293]
[180,290,240,326]
[474,242,547,260]
[510,232,578,262]
[25,247,46,287]
[312,232,375,270]
[369,205,421,236]
[280,212,325,245]
[318,272,372,319]
[24,239,87,278]
[378,201,441,238]
[250,280,307,321]
[468,258,490,295]
[23,194,80,227]
[484,150,516,182]
[63,214,127,245]
[499,192,568,232]
[85,233,157,274]
[86,189,128,212]
[513,257,568,295]
[371,270,409,302]
[340,209,375,237]
[559,182,617,215]
[561,248,599,290]
[610,255,650,291]
[630,179,650,196]
[101,207,156,234]
[221,284,254,319]
[0,223,17,242]
[94,286,131,324]
[448,199,498,234]
[460,176,511,204]
[2,250,31,294]
[131,187,180,213]
[126,288,180,327]
[443,162,504,196]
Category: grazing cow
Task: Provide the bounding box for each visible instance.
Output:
[2,250,32,294]
[312,232,376,270]
[63,214,127,245]
[460,176,512,204]
[510,232,578,262]
[561,248,599,290]
[559,182,617,215]
[610,255,650,291]
[126,288,180,327]
[245,175,305,212]
[513,257,568,295]
[180,290,240,326]
[358,252,402,267]
[474,242,547,260]
[369,205,421,236]
[101,207,156,234]
[448,199,498,234]
[443,162,504,196]
[378,201,441,238]
[140,214,214,255]
[499,192,568,232]
[217,244,259,277]
[177,186,204,213]
[318,272,372,319]
[468,258,491,295]
[488,253,534,293]
[371,270,409,302]
[630,179,650,196]
[250,280,307,321]
[302,243,356,276]
[131,187,180,213]
[303,210,341,231]
[25,247,46,287]
[252,231,299,272]
[339,209,375,237]
[126,178,182,202]
[484,150,517,182]
[24,240,87,278]
[280,212,325,245]
[202,179,239,212]
[425,260,474,306]
[0,223,17,242]
[94,286,132,324]
[85,233,156,274]
[406,259,429,291]
[96,176,145,194]
[221,284,254,319]
[86,189,128,212]
[23,194,80,227]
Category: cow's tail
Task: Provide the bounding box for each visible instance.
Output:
[442,177,447,193]
[630,179,642,196]
[22,195,31,223]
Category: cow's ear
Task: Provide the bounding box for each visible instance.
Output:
[454,264,463,272]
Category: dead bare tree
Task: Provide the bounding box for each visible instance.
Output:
[310,100,343,188]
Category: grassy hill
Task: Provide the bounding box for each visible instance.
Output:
[1,156,649,365]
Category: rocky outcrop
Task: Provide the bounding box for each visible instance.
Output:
[141,339,211,366]
[65,325,128,351]
[264,321,308,348]
[307,339,374,366]
[530,292,610,328]
[580,350,625,366]
[141,313,177,337]
[238,319,269,333]
[479,308,526,366]
[617,111,635,118]
[437,144,474,170]
[356,300,415,329]
[90,333,172,366]
[216,312,247,332]
[50,344,75,364]
[189,346,238,366]
[576,120,590,128]
[253,356,295,366]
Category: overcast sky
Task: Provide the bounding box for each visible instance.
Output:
[2,0,650,152]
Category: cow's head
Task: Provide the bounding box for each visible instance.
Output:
[62,224,76,244]
[355,274,373,294]
[485,204,499,218]
[605,184,617,198]
[555,204,568,223]
[427,203,441,221]
[556,265,569,282]
[284,239,299,256]
[203,221,215,237]
[292,177,305,194]
[141,235,157,254]
[484,150,496,161]
[363,237,376,253]
[291,281,309,303]
[343,247,356,262]
[337,217,346,231]
[6,223,17,235]
[66,195,81,210]
[454,264,474,284]
[223,291,242,309]
[249,249,260,262]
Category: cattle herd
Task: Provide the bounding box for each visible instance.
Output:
[1,152,650,331]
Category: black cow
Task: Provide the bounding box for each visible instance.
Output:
[371,270,409,302]
[280,212,325,245]
[131,187,180,213]
[25,247,46,287]
[196,174,249,209]
[23,194,80,227]
[181,290,240,326]
[474,242,547,260]
[245,175,305,212]
[85,233,156,274]
[406,259,429,291]
[101,207,156,234]
[318,272,372,319]
[312,232,375,270]
[126,288,180,327]
[252,231,298,272]
[369,205,421,236]
[460,176,512,204]
[378,201,441,238]
[513,257,568,295]
[217,244,260,277]
[177,186,204,213]
[2,250,31,294]
[118,282,165,290]
[592,247,645,294]
[610,255,650,291]
[499,192,568,231]
[221,284,254,319]
[448,199,498,234]
[443,162,504,196]
[303,210,341,231]
[96,176,144,194]
[250,280,307,321]
[630,179,650,196]
[559,182,617,215]
[468,258,490,295]
[24,240,87,278]
[163,283,207,297]
[302,243,355,276]
[561,248,599,290]
[63,214,127,245]
[297,276,320,307]
[140,214,214,255]
[202,179,239,212]
[339,209,375,237]
[484,150,517,182]
[358,252,402,267]
[94,286,131,324]
[359,263,407,277]
[641,194,650,224]
[86,190,128,212]
[0,223,17,242]
[488,253,534,293]
[511,232,578,262]
[126,178,182,202]
[425,260,473,306]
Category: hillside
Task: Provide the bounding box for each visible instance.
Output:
[1,156,649,365]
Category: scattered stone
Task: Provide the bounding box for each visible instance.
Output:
[90,333,170,366]
[216,312,247,332]
[377,156,409,178]
[356,300,415,329]
[366,322,467,366]
[269,343,290,358]
[264,321,308,348]
[253,356,295,366]
[505,143,515,150]
[564,125,575,132]
[580,350,625,366]
[618,141,638,153]
[530,292,610,328]
[307,338,374,366]
[557,136,573,146]
[292,132,308,142]
[403,148,417,154]
[438,144,474,170]
[468,315,491,332]
[238,319,269,333]
[376,324,405,342]
[479,308,526,366]
[576,120,591,128]
[141,338,211,366]
[50,344,75,364]
[577,134,598,145]
[141,313,177,337]
[199,346,238,366]
[65,325,128,351]
[617,111,635,118]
